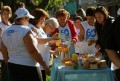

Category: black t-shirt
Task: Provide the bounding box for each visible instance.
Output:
[95,16,114,52]
[105,16,120,51]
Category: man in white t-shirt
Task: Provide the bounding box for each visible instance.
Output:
[80,7,98,54]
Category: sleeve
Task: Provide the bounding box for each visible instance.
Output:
[23,27,31,37]
[104,18,120,50]
[81,21,86,29]
[95,22,101,46]
[51,28,59,36]
[67,20,78,42]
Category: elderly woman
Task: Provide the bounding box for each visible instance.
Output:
[1,8,50,81]
[29,8,59,81]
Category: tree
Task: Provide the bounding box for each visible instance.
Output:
[1,0,65,11]
[38,0,50,9]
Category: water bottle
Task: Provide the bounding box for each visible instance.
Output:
[72,61,78,70]
[69,42,75,58]
[78,56,83,68]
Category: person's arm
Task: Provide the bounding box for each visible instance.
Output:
[37,37,52,44]
[79,24,85,41]
[0,28,2,51]
[37,33,58,44]
[68,20,78,42]
[1,41,9,64]
[106,49,120,68]
[24,31,50,75]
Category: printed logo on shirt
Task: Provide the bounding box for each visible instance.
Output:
[41,32,44,35]
[61,29,69,36]
[7,30,16,36]
[86,29,96,39]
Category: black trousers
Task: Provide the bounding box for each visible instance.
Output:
[113,69,120,81]
[41,70,46,81]
[0,60,9,81]
[8,63,42,81]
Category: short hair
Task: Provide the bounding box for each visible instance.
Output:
[74,16,83,21]
[1,6,12,15]
[30,8,50,25]
[45,17,59,28]
[56,9,69,18]
[95,6,109,18]
[16,2,25,8]
[76,8,86,20]
[86,7,96,16]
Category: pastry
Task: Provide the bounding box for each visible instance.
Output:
[64,61,73,66]
[98,60,107,68]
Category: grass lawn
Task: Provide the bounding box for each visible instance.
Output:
[46,75,50,81]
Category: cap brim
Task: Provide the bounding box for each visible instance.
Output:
[28,14,34,19]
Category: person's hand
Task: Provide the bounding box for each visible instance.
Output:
[50,50,59,56]
[71,39,76,44]
[95,44,101,50]
[95,51,102,57]
[31,27,39,35]
[43,66,51,76]
[87,40,95,46]
[51,33,59,40]
[48,40,56,47]
[78,35,84,41]
[4,56,9,64]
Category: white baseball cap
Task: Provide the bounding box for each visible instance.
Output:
[117,8,120,15]
[15,8,34,19]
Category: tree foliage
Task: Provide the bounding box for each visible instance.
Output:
[1,0,65,11]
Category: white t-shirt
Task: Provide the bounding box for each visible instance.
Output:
[111,63,119,71]
[2,25,38,67]
[74,28,81,53]
[28,23,35,29]
[0,21,11,60]
[76,29,80,35]
[36,27,50,70]
[76,21,98,54]
[81,21,97,41]
[58,24,72,41]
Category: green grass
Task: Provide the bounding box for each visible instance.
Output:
[46,75,50,81]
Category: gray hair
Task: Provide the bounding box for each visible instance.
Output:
[45,17,59,28]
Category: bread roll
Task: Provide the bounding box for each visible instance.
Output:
[62,58,72,64]
[83,61,90,68]
[98,60,107,68]
[64,61,73,66]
